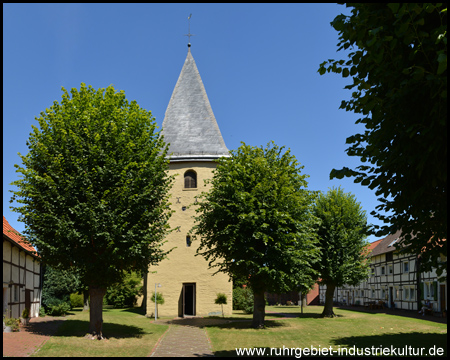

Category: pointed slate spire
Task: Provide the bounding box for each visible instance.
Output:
[161,48,229,162]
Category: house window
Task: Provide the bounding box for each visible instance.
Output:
[386,252,393,262]
[381,266,385,275]
[404,288,409,300]
[371,268,375,276]
[381,288,386,299]
[371,288,375,298]
[403,261,409,273]
[184,170,197,189]
[410,287,415,300]
[14,285,19,302]
[388,265,393,274]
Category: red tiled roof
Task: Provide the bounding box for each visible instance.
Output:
[367,238,383,252]
[369,230,403,257]
[3,216,38,255]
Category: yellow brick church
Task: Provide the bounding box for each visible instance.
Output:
[144,45,233,317]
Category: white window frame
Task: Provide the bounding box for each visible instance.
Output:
[404,287,409,300]
[425,282,431,299]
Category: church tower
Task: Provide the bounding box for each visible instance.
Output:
[145,46,233,317]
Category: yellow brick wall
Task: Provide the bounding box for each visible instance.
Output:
[146,161,233,317]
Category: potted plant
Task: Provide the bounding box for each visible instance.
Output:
[21,308,30,325]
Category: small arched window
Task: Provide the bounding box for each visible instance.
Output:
[184,170,197,189]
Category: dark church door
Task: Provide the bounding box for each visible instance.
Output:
[183,283,196,316]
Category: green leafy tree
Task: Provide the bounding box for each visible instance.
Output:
[192,142,319,328]
[313,187,370,317]
[42,265,81,310]
[150,291,165,305]
[214,293,227,318]
[150,291,165,319]
[319,4,447,278]
[10,83,173,339]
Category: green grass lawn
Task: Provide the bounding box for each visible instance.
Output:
[206,305,447,357]
[31,305,446,357]
[32,308,168,357]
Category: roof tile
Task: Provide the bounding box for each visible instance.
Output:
[3,216,38,256]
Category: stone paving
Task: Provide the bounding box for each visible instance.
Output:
[149,318,234,357]
[148,316,290,357]
[3,316,67,357]
[150,324,215,357]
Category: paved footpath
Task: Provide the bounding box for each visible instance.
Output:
[150,324,214,357]
[3,316,67,357]
[149,318,236,357]
[148,315,288,357]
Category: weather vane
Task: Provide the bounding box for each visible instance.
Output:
[185,14,195,47]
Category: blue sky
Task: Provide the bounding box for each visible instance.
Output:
[3,3,388,242]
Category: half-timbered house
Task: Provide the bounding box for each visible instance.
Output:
[319,231,447,314]
[3,216,42,318]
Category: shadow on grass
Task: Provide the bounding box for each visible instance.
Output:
[45,319,149,339]
[24,320,68,337]
[335,306,447,324]
[213,347,274,357]
[332,332,447,356]
[267,312,342,319]
[210,332,447,357]
[117,307,145,315]
[160,317,286,330]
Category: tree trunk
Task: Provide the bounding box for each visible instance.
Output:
[88,285,106,339]
[321,284,336,318]
[252,291,266,328]
[83,289,90,311]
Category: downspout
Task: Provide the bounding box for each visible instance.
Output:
[39,263,44,315]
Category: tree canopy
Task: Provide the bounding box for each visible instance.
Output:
[10,83,173,337]
[192,142,319,328]
[312,187,370,317]
[319,3,447,278]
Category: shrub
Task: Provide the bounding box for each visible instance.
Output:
[104,271,143,308]
[4,317,20,332]
[70,293,84,308]
[233,287,254,314]
[41,266,81,310]
[22,307,29,318]
[45,298,71,316]
[39,306,46,317]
